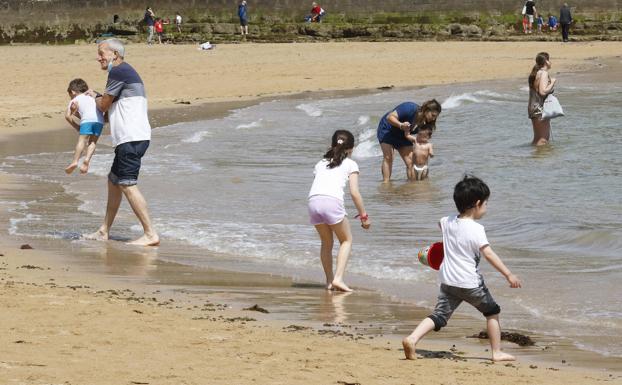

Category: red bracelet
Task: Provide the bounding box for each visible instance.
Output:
[355,213,369,221]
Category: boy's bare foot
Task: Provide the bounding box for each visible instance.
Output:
[82,229,108,241]
[79,160,90,174]
[65,163,78,174]
[402,337,417,360]
[492,351,516,362]
[127,234,160,246]
[331,279,353,292]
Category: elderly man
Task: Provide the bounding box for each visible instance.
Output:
[85,38,159,246]
[559,3,572,42]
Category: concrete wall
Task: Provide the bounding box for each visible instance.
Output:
[1,0,620,25]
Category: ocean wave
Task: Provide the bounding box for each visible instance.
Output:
[9,213,41,236]
[236,119,263,130]
[356,115,371,126]
[182,130,211,143]
[296,103,323,117]
[353,128,381,159]
[441,93,483,109]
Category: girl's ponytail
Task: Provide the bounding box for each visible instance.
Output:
[323,130,355,169]
[529,52,550,89]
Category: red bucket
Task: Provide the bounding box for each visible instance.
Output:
[417,242,444,270]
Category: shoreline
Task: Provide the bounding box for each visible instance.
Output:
[1,43,621,382]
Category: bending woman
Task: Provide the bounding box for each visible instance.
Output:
[528,52,557,146]
[377,100,441,182]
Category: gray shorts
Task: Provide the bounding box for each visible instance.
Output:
[428,283,500,331]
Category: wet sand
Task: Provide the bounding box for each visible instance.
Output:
[1,42,622,383]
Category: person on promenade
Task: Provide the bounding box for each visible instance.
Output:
[144,7,155,44]
[64,78,105,175]
[528,52,556,146]
[85,38,159,246]
[522,0,537,34]
[407,123,434,181]
[402,175,522,361]
[308,130,370,292]
[548,14,558,32]
[238,1,249,36]
[377,99,441,182]
[154,18,164,44]
[175,12,182,33]
[560,3,572,42]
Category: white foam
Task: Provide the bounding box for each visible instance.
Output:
[356,115,371,126]
[441,93,483,109]
[9,213,41,236]
[296,103,323,117]
[182,131,211,143]
[352,128,381,159]
[236,119,263,130]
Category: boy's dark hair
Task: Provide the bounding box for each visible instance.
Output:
[323,130,355,169]
[67,78,89,94]
[453,175,490,213]
[417,122,435,135]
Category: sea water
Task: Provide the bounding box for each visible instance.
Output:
[3,67,621,358]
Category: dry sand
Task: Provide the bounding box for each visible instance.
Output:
[1,41,622,384]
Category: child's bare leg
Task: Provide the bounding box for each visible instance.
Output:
[487,314,516,361]
[66,135,88,174]
[328,218,353,292]
[314,224,334,289]
[80,135,99,174]
[402,317,435,360]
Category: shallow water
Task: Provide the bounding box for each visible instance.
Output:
[2,65,622,359]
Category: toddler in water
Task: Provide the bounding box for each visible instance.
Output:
[403,176,522,361]
[407,123,434,180]
[308,130,370,292]
[64,79,104,174]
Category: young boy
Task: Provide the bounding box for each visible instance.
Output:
[65,78,104,174]
[411,124,434,180]
[403,176,522,361]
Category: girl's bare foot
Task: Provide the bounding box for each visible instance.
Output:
[65,163,78,174]
[79,160,90,174]
[326,282,333,290]
[82,229,108,241]
[492,351,516,362]
[331,279,353,292]
[402,337,417,360]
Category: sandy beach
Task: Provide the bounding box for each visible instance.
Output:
[1,41,622,384]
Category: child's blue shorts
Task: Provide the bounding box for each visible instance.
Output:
[79,122,104,136]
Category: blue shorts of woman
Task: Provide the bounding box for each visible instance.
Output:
[79,122,104,136]
[377,120,411,148]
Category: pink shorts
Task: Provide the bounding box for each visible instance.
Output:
[308,195,346,225]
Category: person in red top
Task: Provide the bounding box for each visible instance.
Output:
[154,18,164,44]
[310,2,324,22]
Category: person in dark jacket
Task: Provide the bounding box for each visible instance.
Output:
[560,3,572,42]
[238,0,248,36]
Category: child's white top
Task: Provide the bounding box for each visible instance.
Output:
[439,215,489,289]
[68,93,104,125]
[308,158,359,202]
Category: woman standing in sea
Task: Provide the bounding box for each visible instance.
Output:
[528,52,557,146]
[377,100,442,182]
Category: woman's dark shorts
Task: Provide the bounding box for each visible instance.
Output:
[240,17,248,26]
[428,283,501,331]
[108,140,150,186]
[377,121,412,149]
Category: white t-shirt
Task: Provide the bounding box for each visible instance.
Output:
[68,93,104,125]
[176,15,182,24]
[308,158,359,201]
[439,215,489,289]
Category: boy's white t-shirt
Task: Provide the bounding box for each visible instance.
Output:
[68,94,104,125]
[439,215,489,289]
[308,158,359,202]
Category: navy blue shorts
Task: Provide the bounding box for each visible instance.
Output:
[377,121,412,149]
[240,17,248,26]
[109,140,150,186]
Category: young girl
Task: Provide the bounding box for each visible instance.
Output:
[308,130,371,292]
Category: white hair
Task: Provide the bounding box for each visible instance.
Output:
[99,38,125,58]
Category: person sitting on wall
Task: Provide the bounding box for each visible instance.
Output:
[305,2,325,23]
[548,14,558,31]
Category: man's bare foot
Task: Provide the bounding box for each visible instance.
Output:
[127,234,160,246]
[65,163,78,174]
[82,229,108,241]
[79,161,90,174]
[402,337,417,360]
[492,351,516,362]
[331,279,353,292]
[326,283,333,290]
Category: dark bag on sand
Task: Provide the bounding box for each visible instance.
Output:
[542,94,564,120]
